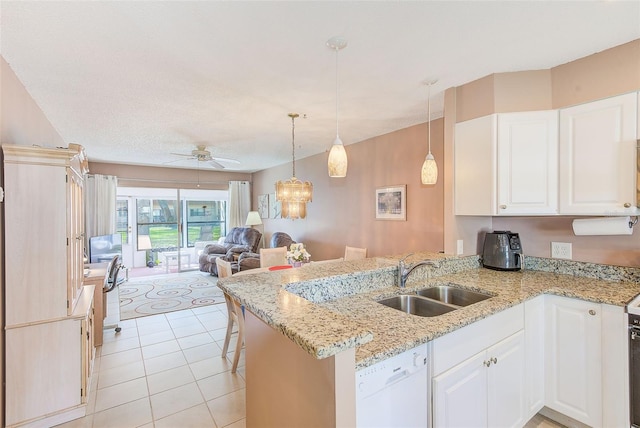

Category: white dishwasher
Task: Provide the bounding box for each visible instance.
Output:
[356,343,429,427]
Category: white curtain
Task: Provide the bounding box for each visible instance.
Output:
[228,180,250,229]
[85,174,118,246]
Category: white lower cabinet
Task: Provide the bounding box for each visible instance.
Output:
[524,296,545,421]
[544,295,629,428]
[431,295,629,428]
[433,331,525,428]
[431,305,525,428]
[545,295,602,426]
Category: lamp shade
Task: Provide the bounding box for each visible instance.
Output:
[421,153,438,185]
[138,235,152,250]
[246,211,262,226]
[328,136,348,177]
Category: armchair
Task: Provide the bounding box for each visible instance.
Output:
[237,232,296,272]
[198,227,262,276]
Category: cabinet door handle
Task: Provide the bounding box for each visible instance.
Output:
[499,205,507,210]
[589,309,596,316]
[491,357,498,364]
[484,360,492,367]
[624,203,631,208]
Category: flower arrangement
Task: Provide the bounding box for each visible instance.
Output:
[286,243,311,264]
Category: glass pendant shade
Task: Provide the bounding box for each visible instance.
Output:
[421,79,438,185]
[328,136,348,177]
[327,36,348,178]
[421,153,438,185]
[275,113,313,220]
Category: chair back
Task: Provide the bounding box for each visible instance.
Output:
[215,257,234,279]
[260,246,287,268]
[225,227,263,253]
[344,246,367,261]
[104,255,122,292]
[270,232,295,249]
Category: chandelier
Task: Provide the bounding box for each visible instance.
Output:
[275,113,313,219]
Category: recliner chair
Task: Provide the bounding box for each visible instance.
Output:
[198,227,262,276]
[237,232,296,271]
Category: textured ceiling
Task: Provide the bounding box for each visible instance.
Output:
[2,1,639,173]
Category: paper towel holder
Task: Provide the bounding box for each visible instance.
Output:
[572,215,638,236]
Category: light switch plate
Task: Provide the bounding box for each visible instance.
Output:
[456,239,464,255]
[551,242,572,259]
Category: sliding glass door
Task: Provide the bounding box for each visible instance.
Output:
[136,197,181,271]
[117,187,228,276]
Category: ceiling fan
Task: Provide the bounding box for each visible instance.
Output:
[168,145,240,169]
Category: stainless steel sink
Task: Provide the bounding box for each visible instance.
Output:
[416,285,492,307]
[377,295,457,317]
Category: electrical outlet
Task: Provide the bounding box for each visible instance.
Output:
[456,239,464,255]
[551,242,572,259]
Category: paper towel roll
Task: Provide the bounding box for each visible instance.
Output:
[572,216,633,236]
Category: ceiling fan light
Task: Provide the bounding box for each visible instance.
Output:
[328,137,348,178]
[421,153,438,185]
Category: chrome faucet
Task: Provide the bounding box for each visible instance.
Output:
[398,254,440,288]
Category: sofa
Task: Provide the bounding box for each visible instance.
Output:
[237,232,296,272]
[198,227,262,276]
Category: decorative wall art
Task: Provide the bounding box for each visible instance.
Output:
[258,194,269,219]
[269,193,281,219]
[375,185,406,221]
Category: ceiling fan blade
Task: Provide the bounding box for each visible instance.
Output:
[163,158,192,165]
[169,152,194,157]
[212,156,241,164]
[208,159,226,169]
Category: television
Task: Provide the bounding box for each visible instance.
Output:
[89,233,123,264]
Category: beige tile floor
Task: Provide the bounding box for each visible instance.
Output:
[54,301,564,428]
[56,304,246,428]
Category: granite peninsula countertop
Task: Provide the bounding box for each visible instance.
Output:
[216,253,640,370]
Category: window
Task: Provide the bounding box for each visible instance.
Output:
[116,199,129,244]
[136,198,180,250]
[186,200,226,246]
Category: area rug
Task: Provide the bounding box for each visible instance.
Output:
[119,271,224,320]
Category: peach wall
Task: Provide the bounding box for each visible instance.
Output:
[455,70,553,123]
[0,55,68,428]
[1,57,65,147]
[455,75,495,123]
[252,121,445,261]
[89,162,251,190]
[551,39,640,109]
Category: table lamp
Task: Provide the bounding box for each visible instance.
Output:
[138,235,154,267]
[246,211,264,248]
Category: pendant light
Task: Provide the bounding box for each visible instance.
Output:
[275,113,313,220]
[421,80,438,185]
[327,36,348,178]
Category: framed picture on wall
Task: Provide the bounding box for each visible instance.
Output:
[375,185,406,221]
[258,194,269,219]
[269,193,281,219]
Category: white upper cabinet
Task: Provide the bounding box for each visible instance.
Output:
[455,111,558,215]
[497,111,559,215]
[559,92,638,215]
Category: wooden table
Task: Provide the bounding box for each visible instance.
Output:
[83,263,108,346]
